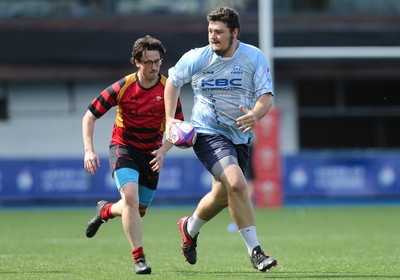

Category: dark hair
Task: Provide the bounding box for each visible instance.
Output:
[207,6,241,36]
[130,35,166,64]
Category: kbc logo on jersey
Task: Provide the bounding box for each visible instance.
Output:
[201,78,242,88]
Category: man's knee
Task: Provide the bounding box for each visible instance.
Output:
[120,183,139,206]
[221,167,247,194]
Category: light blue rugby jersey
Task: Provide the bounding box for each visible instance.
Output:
[168,41,273,144]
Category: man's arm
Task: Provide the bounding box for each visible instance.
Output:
[82,110,101,175]
[164,79,182,142]
[237,93,273,132]
[252,93,273,121]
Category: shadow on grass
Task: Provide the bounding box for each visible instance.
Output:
[277,271,400,279]
[173,270,400,279]
[174,269,263,277]
[274,274,400,279]
[0,271,69,274]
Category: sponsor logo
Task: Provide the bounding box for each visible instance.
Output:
[201,78,242,89]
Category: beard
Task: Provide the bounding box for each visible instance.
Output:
[213,35,234,57]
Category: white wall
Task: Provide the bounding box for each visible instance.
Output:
[0,82,109,158]
[0,80,295,159]
[0,81,196,159]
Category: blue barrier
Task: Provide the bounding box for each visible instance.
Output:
[0,157,211,203]
[1,152,400,205]
[283,152,400,200]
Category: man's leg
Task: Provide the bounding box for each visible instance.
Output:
[178,176,227,264]
[193,176,228,221]
[119,183,151,274]
[220,165,277,272]
[119,182,142,250]
[219,164,254,229]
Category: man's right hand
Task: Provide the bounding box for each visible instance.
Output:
[165,118,182,144]
[84,151,100,175]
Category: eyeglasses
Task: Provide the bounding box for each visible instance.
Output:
[139,59,163,67]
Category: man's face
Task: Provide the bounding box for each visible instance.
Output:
[208,21,237,57]
[135,50,162,80]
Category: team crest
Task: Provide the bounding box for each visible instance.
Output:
[154,95,163,104]
[231,64,243,74]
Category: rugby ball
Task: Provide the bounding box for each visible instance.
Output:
[170,121,197,149]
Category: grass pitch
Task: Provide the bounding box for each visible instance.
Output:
[1,205,399,279]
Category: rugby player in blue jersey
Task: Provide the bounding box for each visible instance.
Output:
[164,6,277,272]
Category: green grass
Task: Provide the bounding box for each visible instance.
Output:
[1,206,400,279]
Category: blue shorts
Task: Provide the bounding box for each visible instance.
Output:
[193,133,250,180]
[113,168,155,206]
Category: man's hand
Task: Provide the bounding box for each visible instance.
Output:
[165,118,182,143]
[150,148,166,173]
[236,105,258,132]
[84,151,100,175]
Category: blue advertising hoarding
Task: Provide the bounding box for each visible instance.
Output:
[283,153,400,199]
[1,152,400,205]
[0,157,211,203]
